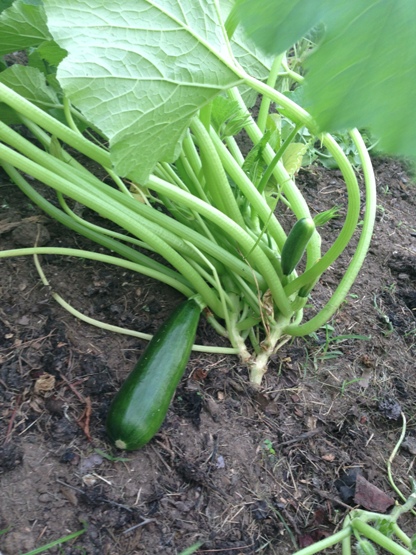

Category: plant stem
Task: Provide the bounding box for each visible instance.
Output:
[248,317,290,384]
[289,528,351,555]
[190,118,246,228]
[146,174,293,317]
[284,129,377,336]
[387,412,411,505]
[257,53,285,133]
[351,520,413,555]
[0,81,110,167]
[0,247,195,296]
[209,129,287,250]
[283,132,361,294]
[1,161,192,287]
[31,252,238,354]
[0,142,225,316]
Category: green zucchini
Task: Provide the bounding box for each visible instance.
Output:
[106,299,201,450]
[281,217,315,276]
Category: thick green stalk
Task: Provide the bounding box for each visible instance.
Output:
[287,528,351,555]
[190,118,246,229]
[0,122,262,288]
[351,521,412,555]
[284,129,376,336]
[0,82,110,167]
[227,84,315,220]
[248,317,291,384]
[146,174,293,318]
[283,133,361,294]
[1,161,192,289]
[209,128,287,251]
[0,142,224,316]
[257,124,301,194]
[226,84,322,270]
[233,77,363,285]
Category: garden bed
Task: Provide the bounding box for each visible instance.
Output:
[0,156,415,554]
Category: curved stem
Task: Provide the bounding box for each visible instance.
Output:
[190,118,246,228]
[226,84,322,270]
[234,76,371,283]
[31,253,238,355]
[0,122,264,288]
[257,53,285,133]
[286,528,351,555]
[284,132,361,295]
[387,412,410,505]
[351,520,413,555]
[209,129,287,250]
[284,129,377,336]
[0,247,194,297]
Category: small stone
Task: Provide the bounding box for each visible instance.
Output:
[12,222,50,247]
[379,396,401,420]
[401,436,416,456]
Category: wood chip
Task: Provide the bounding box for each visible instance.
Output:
[353,474,394,512]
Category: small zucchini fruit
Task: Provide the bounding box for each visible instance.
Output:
[281,217,315,276]
[106,299,201,450]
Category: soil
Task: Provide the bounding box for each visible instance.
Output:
[0,154,415,555]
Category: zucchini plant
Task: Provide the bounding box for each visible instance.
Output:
[0,0,413,384]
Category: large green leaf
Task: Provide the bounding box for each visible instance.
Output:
[305,0,416,160]
[234,0,324,55]
[0,0,50,56]
[42,0,244,182]
[236,0,416,163]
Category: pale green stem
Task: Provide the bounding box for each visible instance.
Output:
[257,53,285,133]
[1,161,191,287]
[181,132,204,184]
[284,129,377,336]
[283,132,361,294]
[0,81,110,167]
[226,84,322,270]
[232,77,367,290]
[31,253,238,355]
[0,247,194,297]
[351,520,413,555]
[63,95,80,133]
[176,151,208,201]
[287,528,351,555]
[224,135,245,165]
[146,174,293,318]
[248,317,290,384]
[0,142,224,316]
[387,412,410,505]
[0,123,260,285]
[209,129,287,250]
[55,191,152,251]
[106,167,135,197]
[190,118,246,229]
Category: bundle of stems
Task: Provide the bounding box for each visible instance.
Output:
[0,65,376,384]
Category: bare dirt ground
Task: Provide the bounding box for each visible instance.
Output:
[0,156,415,555]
